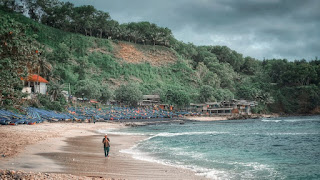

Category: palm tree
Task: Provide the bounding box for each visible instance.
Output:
[34,56,52,93]
[47,81,63,101]
[38,57,53,79]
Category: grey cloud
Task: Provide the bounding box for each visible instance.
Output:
[62,0,319,60]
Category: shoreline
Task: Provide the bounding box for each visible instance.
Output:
[184,113,280,121]
[0,122,207,179]
[106,113,280,127]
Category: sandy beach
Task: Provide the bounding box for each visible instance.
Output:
[0,122,207,180]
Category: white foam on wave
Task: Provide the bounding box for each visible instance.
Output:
[232,162,285,179]
[283,118,319,122]
[97,129,151,136]
[262,117,320,123]
[120,145,230,179]
[97,130,229,139]
[154,131,229,137]
[250,132,319,136]
[198,160,285,179]
[267,132,319,135]
[119,139,282,179]
[121,146,281,179]
[161,146,206,159]
[261,119,282,122]
[196,170,234,180]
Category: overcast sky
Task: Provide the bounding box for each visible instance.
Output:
[63,0,319,60]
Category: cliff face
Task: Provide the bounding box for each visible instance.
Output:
[114,42,178,66]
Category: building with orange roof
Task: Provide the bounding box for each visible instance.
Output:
[21,74,49,98]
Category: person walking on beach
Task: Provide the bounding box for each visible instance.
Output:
[92,115,96,124]
[102,134,110,157]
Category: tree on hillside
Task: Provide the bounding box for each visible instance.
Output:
[104,20,119,39]
[195,62,220,87]
[2,0,175,47]
[154,27,172,46]
[199,85,215,102]
[135,22,152,44]
[206,62,238,89]
[24,0,41,21]
[99,85,112,103]
[209,46,244,72]
[37,55,53,80]
[262,59,288,85]
[52,43,71,63]
[127,22,143,43]
[240,56,261,75]
[192,46,218,67]
[212,89,234,101]
[47,80,63,101]
[81,5,96,36]
[164,88,190,108]
[0,0,23,12]
[39,0,66,28]
[236,84,260,101]
[281,62,316,86]
[75,79,102,99]
[95,10,110,38]
[71,5,96,36]
[115,84,142,107]
[172,41,198,59]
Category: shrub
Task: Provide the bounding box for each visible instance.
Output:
[115,84,142,107]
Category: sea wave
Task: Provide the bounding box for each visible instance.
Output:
[283,118,320,122]
[120,145,281,180]
[261,119,282,122]
[97,130,229,137]
[97,129,150,136]
[120,146,230,179]
[266,132,319,135]
[250,132,319,136]
[262,117,320,123]
[98,129,318,137]
[154,131,229,137]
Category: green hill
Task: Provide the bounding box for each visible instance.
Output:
[1,7,320,114]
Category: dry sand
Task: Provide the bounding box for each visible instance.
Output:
[0,122,207,180]
[0,122,122,158]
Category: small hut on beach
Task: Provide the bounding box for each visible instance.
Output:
[21,74,49,99]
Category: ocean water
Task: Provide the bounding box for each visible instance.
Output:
[101,116,320,179]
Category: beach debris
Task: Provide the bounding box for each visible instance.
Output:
[0,169,113,180]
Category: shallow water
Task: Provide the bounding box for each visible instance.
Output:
[101,116,320,179]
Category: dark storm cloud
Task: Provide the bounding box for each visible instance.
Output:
[63,0,320,60]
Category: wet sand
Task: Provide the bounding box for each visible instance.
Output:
[0,122,207,179]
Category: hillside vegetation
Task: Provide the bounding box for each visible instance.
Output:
[0,1,320,114]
